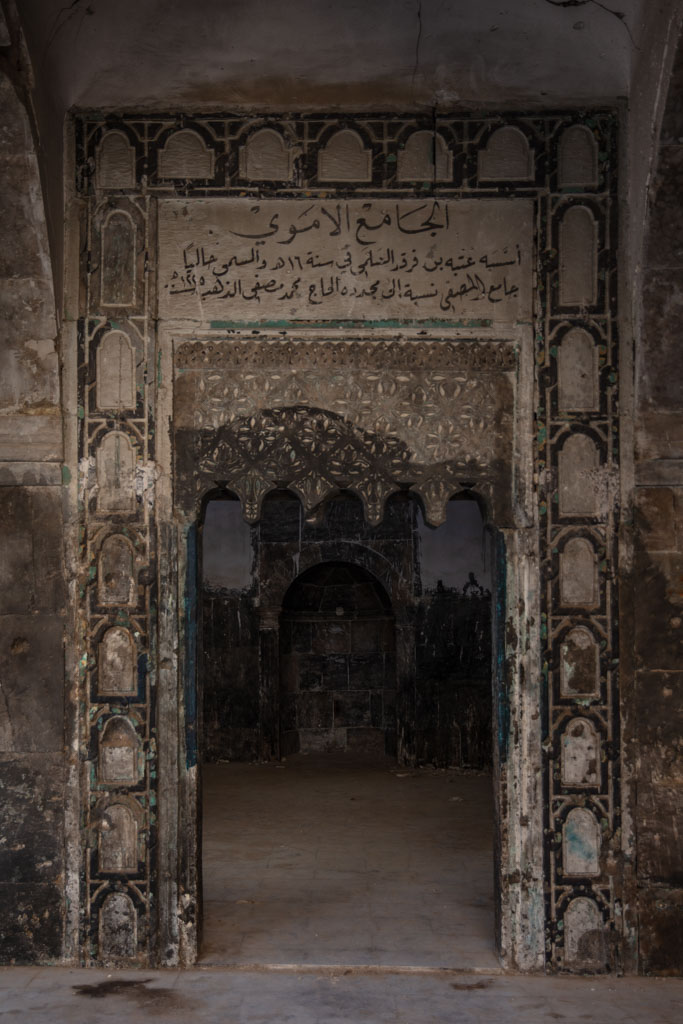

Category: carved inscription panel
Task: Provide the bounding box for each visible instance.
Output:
[159,198,533,322]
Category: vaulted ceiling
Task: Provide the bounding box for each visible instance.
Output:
[20,0,648,112]
[3,0,680,300]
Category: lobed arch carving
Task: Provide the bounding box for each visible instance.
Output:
[181,403,507,529]
[173,336,517,528]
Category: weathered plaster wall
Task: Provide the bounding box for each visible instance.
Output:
[14,0,648,318]
[0,72,60,455]
[629,23,683,974]
[0,68,65,962]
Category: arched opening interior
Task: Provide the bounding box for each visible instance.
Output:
[279,561,396,759]
[199,488,498,968]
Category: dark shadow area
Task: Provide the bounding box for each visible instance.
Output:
[199,489,493,770]
[199,489,497,967]
[280,561,396,758]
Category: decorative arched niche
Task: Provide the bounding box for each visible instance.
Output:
[100,210,136,307]
[96,432,137,513]
[157,129,214,179]
[98,626,137,696]
[98,801,142,873]
[560,716,600,788]
[240,128,293,180]
[397,131,452,182]
[563,897,606,970]
[98,534,137,606]
[559,536,598,608]
[99,891,137,960]
[478,126,534,181]
[558,206,597,307]
[96,330,137,411]
[557,327,599,413]
[558,433,601,517]
[562,807,600,876]
[97,131,136,189]
[559,126,598,189]
[99,716,141,785]
[559,626,600,698]
[318,130,372,182]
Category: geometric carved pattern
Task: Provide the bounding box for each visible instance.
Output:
[180,404,503,527]
[174,337,516,526]
[75,109,619,970]
[175,338,516,373]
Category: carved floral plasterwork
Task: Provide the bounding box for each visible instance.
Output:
[173,338,515,524]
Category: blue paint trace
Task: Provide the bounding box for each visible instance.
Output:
[184,523,198,769]
[494,531,509,762]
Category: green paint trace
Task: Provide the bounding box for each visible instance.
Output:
[208,318,494,330]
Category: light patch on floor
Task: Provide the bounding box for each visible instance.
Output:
[200,752,497,969]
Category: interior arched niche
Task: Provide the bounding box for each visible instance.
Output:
[280,560,396,757]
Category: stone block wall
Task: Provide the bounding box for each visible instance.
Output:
[0,72,65,963]
[631,25,683,975]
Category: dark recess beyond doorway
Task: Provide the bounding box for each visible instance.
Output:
[200,490,492,769]
[280,561,396,758]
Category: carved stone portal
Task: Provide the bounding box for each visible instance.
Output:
[75,109,620,973]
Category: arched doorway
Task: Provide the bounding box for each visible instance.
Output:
[199,489,499,968]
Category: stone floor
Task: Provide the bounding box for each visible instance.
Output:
[200,751,497,969]
[0,966,681,1023]
[2,753,680,1022]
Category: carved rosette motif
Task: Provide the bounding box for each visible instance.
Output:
[75,110,620,970]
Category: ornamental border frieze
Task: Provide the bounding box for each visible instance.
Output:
[173,337,517,372]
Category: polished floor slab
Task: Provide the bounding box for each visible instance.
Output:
[200,751,497,969]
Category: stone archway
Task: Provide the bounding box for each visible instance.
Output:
[194,477,505,969]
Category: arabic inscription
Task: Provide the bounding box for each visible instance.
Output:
[159,198,533,322]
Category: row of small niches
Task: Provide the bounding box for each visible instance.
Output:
[94,123,603,189]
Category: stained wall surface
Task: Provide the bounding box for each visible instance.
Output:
[0,71,65,961]
[629,26,683,975]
